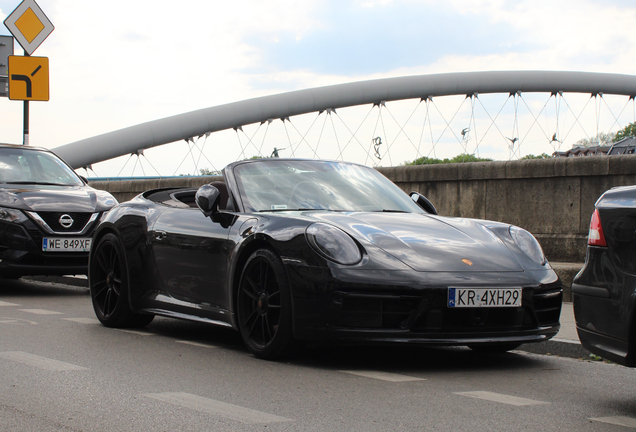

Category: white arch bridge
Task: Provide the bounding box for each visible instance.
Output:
[52,70,636,177]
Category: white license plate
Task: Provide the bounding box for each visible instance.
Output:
[448,288,522,308]
[42,237,92,252]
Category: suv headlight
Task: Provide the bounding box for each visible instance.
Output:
[0,207,28,224]
[510,226,546,265]
[305,223,362,265]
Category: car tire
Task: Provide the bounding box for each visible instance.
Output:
[237,248,295,360]
[468,342,522,353]
[89,233,154,328]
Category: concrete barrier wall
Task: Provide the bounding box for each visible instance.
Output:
[377,155,636,262]
[89,155,636,263]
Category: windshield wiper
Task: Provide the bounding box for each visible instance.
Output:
[378,209,409,213]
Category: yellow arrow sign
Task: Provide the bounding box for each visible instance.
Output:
[8,55,49,101]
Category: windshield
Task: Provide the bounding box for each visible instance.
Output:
[233,160,424,214]
[0,147,84,186]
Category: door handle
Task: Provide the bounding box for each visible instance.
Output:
[155,231,167,241]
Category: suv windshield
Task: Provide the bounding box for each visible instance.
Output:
[0,147,83,186]
[233,159,424,214]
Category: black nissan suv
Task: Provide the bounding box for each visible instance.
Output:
[0,143,117,277]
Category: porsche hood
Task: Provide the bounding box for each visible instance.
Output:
[311,212,524,272]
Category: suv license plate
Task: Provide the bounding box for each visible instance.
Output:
[448,288,522,308]
[42,238,92,252]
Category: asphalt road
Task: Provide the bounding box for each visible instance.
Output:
[1,278,635,432]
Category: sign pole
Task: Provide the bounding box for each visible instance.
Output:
[23,100,29,145]
[3,0,54,146]
[23,51,29,145]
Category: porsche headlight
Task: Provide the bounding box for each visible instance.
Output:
[510,226,546,265]
[0,207,27,224]
[306,223,361,265]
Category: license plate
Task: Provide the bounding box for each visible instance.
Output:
[42,237,92,252]
[448,287,522,308]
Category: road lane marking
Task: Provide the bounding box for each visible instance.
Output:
[64,318,100,324]
[0,317,38,325]
[590,417,636,428]
[144,392,293,424]
[176,340,218,348]
[340,370,426,382]
[115,329,154,336]
[550,337,581,345]
[0,301,19,307]
[0,351,87,371]
[454,391,550,406]
[18,309,63,315]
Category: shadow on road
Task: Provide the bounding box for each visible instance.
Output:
[143,316,549,373]
[292,343,547,373]
[0,277,89,298]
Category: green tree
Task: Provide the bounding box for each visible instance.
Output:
[614,122,636,142]
[405,153,493,165]
[199,168,220,176]
[521,153,552,160]
[575,132,615,147]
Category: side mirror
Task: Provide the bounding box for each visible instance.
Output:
[196,184,221,217]
[410,192,438,215]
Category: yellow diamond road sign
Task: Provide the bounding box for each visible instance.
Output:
[8,55,49,101]
[3,0,54,56]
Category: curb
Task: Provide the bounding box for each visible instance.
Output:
[518,338,590,360]
[550,262,583,302]
[22,275,89,288]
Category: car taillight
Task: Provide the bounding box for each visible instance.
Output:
[588,209,607,247]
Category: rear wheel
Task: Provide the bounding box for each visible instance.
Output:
[237,249,295,359]
[89,233,154,328]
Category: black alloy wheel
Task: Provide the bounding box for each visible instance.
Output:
[237,248,294,359]
[89,233,154,328]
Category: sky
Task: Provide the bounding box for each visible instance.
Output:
[1,0,636,176]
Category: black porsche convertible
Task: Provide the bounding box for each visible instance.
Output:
[89,158,562,359]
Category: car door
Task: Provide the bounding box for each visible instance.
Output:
[150,205,237,310]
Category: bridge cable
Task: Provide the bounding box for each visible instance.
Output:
[474,94,514,151]
[415,98,428,160]
[381,100,424,163]
[116,154,135,177]
[428,96,472,156]
[509,92,520,160]
[518,93,558,154]
[286,112,323,158]
[281,119,296,158]
[139,153,162,177]
[366,103,384,166]
[192,133,219,174]
[314,111,331,159]
[326,110,343,160]
[335,105,377,161]
[559,94,594,145]
[600,95,630,137]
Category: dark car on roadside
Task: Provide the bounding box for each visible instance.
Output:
[0,143,117,278]
[88,158,562,359]
[573,185,636,366]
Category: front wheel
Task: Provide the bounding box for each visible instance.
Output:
[89,233,154,328]
[237,249,295,359]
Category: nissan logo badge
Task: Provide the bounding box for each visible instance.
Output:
[59,214,74,228]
